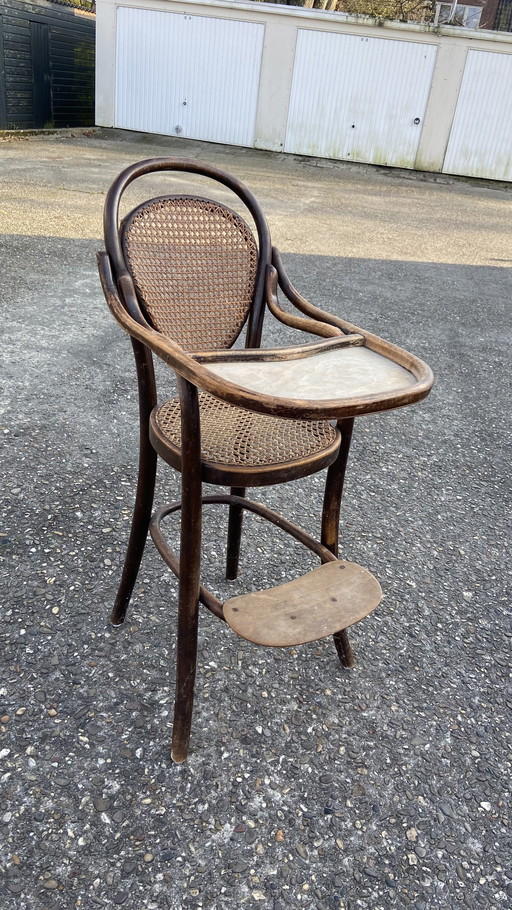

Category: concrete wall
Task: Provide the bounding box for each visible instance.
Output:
[95,0,512,179]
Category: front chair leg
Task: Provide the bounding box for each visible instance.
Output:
[321,417,355,669]
[226,487,246,580]
[171,378,202,763]
[171,568,201,762]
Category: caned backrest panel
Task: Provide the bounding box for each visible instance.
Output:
[121,196,259,352]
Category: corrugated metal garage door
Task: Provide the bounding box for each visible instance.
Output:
[443,50,512,182]
[115,7,264,146]
[285,30,436,168]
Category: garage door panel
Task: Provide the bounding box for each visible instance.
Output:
[115,7,264,147]
[443,50,512,181]
[285,30,437,168]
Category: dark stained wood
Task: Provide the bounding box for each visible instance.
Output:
[333,629,355,669]
[110,337,157,626]
[321,418,354,558]
[101,263,433,422]
[170,378,202,764]
[321,417,357,669]
[266,263,344,339]
[150,501,224,620]
[148,407,341,489]
[149,492,344,622]
[226,486,246,581]
[98,158,434,762]
[195,334,365,364]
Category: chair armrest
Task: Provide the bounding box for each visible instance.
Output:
[97,251,327,419]
[271,246,436,379]
[265,264,344,339]
[98,251,433,420]
[272,246,365,336]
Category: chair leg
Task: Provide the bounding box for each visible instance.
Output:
[171,379,202,763]
[321,418,355,669]
[111,339,157,627]
[226,487,246,580]
[333,629,355,669]
[170,523,201,763]
[110,430,157,626]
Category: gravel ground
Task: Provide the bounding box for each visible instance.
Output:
[0,130,511,909]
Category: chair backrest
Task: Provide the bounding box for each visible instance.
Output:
[104,159,272,352]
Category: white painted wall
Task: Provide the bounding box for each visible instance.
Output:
[95,0,512,181]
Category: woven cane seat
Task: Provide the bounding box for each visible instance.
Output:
[150,391,340,484]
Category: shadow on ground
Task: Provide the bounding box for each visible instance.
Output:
[1,233,510,908]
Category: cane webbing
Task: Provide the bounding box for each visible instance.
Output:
[153,392,338,468]
[122,197,258,352]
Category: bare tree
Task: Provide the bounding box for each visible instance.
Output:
[337,0,435,21]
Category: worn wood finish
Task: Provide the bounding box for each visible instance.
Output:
[321,418,356,669]
[104,158,272,350]
[149,492,342,621]
[202,494,341,563]
[226,487,246,580]
[206,346,417,405]
[110,338,157,626]
[333,629,355,669]
[150,501,224,619]
[170,378,202,764]
[266,264,344,339]
[321,418,355,558]
[224,560,382,647]
[100,258,433,422]
[195,334,365,364]
[98,158,434,761]
[272,246,355,335]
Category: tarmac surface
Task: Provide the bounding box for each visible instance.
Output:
[0,128,511,909]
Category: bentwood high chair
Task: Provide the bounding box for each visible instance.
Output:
[97,158,433,762]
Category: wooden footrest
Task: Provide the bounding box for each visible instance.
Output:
[223,560,381,647]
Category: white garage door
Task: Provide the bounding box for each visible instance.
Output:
[285,30,437,168]
[115,7,264,147]
[443,50,512,182]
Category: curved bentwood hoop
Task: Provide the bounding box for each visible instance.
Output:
[97,158,434,763]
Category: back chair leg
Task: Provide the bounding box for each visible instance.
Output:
[333,629,355,669]
[111,434,157,626]
[226,487,246,580]
[321,418,356,669]
[111,340,157,626]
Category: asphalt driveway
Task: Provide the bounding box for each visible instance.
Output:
[0,129,510,910]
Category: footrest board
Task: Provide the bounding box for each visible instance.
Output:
[224,560,381,647]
